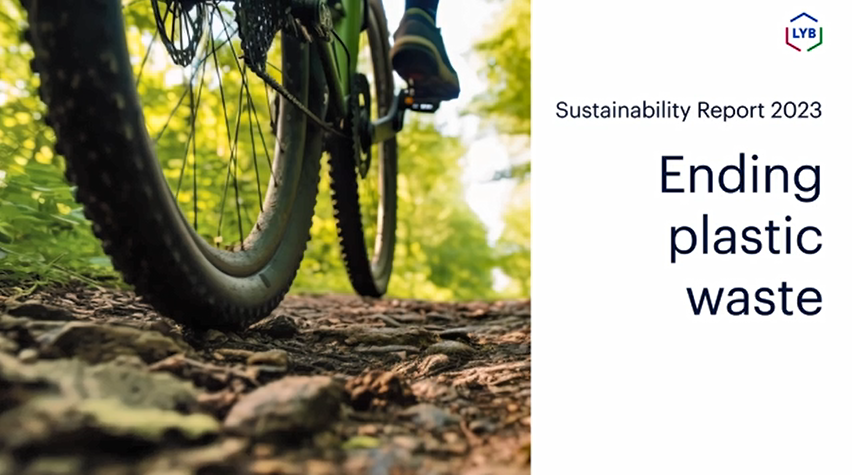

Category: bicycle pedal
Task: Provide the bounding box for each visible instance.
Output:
[401,92,441,113]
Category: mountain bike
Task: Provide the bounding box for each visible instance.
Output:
[20,0,439,328]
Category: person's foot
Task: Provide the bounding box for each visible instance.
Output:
[390,8,460,102]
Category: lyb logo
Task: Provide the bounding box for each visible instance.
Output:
[786,12,823,52]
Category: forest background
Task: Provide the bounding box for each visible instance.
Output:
[0,0,530,301]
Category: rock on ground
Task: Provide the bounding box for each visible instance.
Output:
[224,375,343,438]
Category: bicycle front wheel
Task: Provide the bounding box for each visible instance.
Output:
[25,0,327,328]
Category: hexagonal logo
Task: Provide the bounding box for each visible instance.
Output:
[786,13,823,52]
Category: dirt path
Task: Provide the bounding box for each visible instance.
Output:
[0,284,530,475]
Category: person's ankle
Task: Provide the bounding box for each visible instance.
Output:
[404,7,436,25]
[405,0,437,21]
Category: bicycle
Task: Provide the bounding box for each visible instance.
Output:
[20,0,440,329]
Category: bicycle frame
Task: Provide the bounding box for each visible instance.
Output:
[318,0,409,145]
[332,0,363,97]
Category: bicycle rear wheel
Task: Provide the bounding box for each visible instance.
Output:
[24,0,327,329]
[329,0,398,297]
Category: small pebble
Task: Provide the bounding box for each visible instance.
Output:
[203,329,228,344]
[426,312,452,321]
[469,418,497,434]
[247,349,289,368]
[18,348,38,363]
[400,404,459,430]
[0,335,19,354]
[438,327,474,342]
[7,301,73,321]
[216,348,254,360]
[223,375,342,437]
[425,340,475,358]
[247,314,298,339]
[253,443,275,457]
[392,435,422,451]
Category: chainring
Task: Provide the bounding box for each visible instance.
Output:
[351,73,372,178]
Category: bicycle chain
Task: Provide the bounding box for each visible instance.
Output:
[251,65,346,138]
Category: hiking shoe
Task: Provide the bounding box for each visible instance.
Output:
[390,8,460,102]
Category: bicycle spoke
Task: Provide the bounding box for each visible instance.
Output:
[250,88,277,187]
[135,35,156,87]
[175,53,207,200]
[246,84,264,213]
[264,85,272,121]
[215,6,240,59]
[213,14,255,248]
[192,52,207,230]
[241,200,253,231]
[215,169,233,247]
[212,17,235,247]
[154,84,191,143]
[210,21,233,157]
[266,61,283,75]
[215,4,278,198]
[238,23,295,157]
[192,96,200,229]
[230,62,248,249]
[216,4,236,20]
[174,79,194,198]
[213,6,264,215]
[153,24,236,143]
[371,175,379,222]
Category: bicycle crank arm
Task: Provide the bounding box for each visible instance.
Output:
[370,91,408,145]
[369,90,442,145]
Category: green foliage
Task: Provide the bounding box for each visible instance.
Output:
[0,2,119,287]
[469,0,531,296]
[390,119,495,300]
[469,0,531,140]
[491,161,531,181]
[495,182,530,297]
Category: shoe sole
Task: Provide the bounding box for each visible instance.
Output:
[391,37,460,100]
